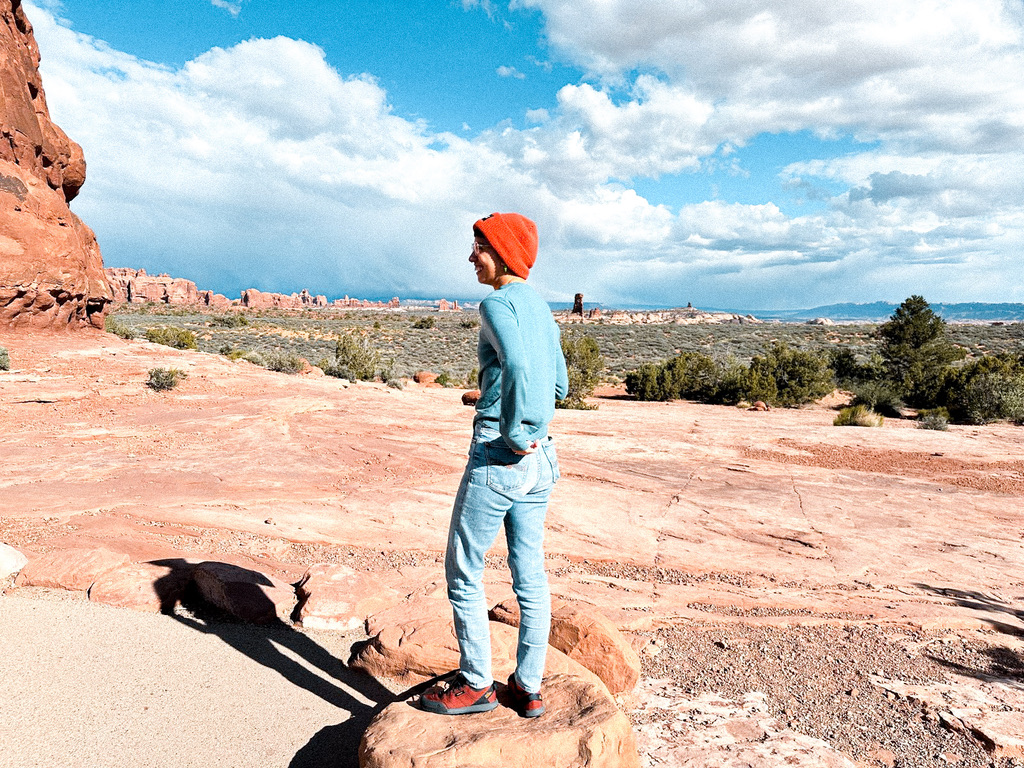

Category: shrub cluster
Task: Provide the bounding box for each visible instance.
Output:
[105,316,137,340]
[319,331,380,381]
[625,343,832,408]
[938,354,1024,424]
[850,380,904,417]
[0,346,9,371]
[147,367,187,391]
[145,326,198,350]
[834,404,884,427]
[411,316,436,329]
[209,313,249,328]
[263,351,305,374]
[557,334,604,410]
[917,407,950,431]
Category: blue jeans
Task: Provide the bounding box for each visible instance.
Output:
[445,424,559,693]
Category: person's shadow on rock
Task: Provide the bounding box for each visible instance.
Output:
[151,559,398,768]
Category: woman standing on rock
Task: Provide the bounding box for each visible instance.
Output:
[419,213,568,718]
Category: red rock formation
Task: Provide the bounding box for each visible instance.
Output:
[0,0,112,328]
[240,287,331,309]
[106,268,202,305]
[332,294,400,309]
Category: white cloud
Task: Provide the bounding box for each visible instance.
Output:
[496,65,526,80]
[25,1,1024,308]
[516,0,1024,153]
[210,0,243,17]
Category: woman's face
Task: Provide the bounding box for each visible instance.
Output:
[470,237,504,287]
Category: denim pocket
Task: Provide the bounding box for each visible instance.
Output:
[545,441,560,483]
[483,439,533,494]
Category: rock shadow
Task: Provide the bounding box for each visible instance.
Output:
[913,582,1024,686]
[151,559,397,768]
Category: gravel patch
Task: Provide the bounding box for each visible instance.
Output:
[639,622,1024,768]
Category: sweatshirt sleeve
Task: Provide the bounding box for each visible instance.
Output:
[479,297,533,452]
[555,335,569,401]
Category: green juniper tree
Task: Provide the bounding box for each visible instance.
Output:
[877,296,964,407]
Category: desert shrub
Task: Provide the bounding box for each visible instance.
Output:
[829,348,883,386]
[218,344,248,361]
[557,333,604,409]
[105,316,136,339]
[411,316,436,329]
[624,352,739,404]
[464,367,479,388]
[710,360,751,405]
[877,296,964,407]
[850,380,905,417]
[145,326,198,350]
[147,367,187,391]
[833,404,884,427]
[748,342,833,407]
[209,313,248,328]
[0,346,9,371]
[659,352,721,401]
[741,364,778,405]
[322,331,379,381]
[263,351,305,374]
[436,371,456,388]
[917,407,950,431]
[387,378,404,390]
[939,354,1024,424]
[624,363,663,401]
[460,318,480,329]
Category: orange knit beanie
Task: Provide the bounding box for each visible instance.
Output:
[473,212,538,279]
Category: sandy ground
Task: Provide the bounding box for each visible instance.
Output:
[0,590,396,768]
[2,327,1023,767]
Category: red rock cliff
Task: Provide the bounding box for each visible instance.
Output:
[0,0,111,329]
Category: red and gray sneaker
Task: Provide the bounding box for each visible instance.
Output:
[418,672,498,715]
[506,673,545,718]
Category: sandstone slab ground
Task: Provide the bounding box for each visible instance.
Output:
[1,328,1023,766]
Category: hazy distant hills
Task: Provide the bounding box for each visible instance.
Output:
[549,300,1024,321]
[726,302,1024,322]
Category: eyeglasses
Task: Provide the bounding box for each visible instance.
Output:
[471,241,492,255]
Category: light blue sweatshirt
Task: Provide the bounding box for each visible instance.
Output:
[474,282,569,452]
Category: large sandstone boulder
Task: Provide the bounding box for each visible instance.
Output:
[192,561,297,624]
[491,597,642,695]
[294,563,403,631]
[14,547,130,591]
[88,560,195,613]
[0,0,112,328]
[358,674,640,768]
[350,595,610,695]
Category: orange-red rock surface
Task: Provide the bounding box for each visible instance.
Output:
[1,328,1022,636]
[2,328,1023,765]
[0,1,111,329]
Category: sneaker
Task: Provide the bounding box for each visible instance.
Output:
[418,672,498,715]
[506,673,545,718]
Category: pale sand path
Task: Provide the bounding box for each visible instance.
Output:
[0,592,394,768]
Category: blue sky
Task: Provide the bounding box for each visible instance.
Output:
[27,0,1024,308]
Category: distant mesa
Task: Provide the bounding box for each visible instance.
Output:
[0,0,113,329]
[105,267,465,312]
[556,302,762,326]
